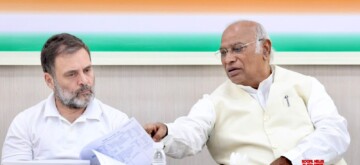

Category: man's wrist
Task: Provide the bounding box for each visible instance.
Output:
[164,124,168,138]
[281,156,293,165]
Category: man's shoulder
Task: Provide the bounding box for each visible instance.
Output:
[12,99,48,124]
[21,99,47,114]
[274,65,314,82]
[209,80,237,98]
[93,98,128,118]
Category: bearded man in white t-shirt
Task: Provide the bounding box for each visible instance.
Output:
[2,33,129,162]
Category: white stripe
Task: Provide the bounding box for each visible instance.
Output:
[1,51,359,65]
[0,13,359,33]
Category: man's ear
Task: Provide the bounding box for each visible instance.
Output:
[262,39,272,60]
[44,73,55,90]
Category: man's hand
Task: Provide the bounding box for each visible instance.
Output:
[270,156,292,165]
[143,122,168,142]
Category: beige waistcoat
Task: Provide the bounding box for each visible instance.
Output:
[206,66,345,165]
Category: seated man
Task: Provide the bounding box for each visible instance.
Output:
[145,20,350,165]
[1,33,129,162]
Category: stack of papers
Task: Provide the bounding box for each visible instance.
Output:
[80,118,154,165]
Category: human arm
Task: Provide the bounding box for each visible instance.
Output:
[2,113,33,162]
[281,78,350,165]
[144,95,216,159]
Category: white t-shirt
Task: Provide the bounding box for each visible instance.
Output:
[1,93,129,162]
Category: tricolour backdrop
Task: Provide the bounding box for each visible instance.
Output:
[0,0,359,65]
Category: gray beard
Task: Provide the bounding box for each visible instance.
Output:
[54,80,95,109]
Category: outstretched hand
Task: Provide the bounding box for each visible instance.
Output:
[143,122,168,142]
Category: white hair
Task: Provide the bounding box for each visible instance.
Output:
[255,23,274,63]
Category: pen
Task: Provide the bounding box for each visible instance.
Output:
[285,95,290,107]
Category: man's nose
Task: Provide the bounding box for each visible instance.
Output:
[223,51,236,64]
[78,72,89,85]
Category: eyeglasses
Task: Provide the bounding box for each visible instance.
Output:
[215,39,263,58]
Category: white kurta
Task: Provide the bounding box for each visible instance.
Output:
[163,65,350,165]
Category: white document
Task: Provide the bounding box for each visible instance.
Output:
[1,160,90,165]
[80,118,154,165]
[92,150,125,165]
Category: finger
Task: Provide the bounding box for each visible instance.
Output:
[152,123,167,142]
[143,124,157,136]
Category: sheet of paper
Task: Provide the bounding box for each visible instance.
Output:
[80,118,154,165]
[92,150,125,165]
[1,160,90,165]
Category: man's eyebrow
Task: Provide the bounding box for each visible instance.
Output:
[219,42,244,49]
[64,69,77,75]
[63,65,92,75]
[230,42,244,46]
[84,65,92,70]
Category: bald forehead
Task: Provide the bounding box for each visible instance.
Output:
[221,21,259,47]
[223,21,259,37]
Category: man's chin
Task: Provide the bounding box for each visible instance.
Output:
[228,76,244,85]
[67,96,94,109]
[67,100,89,109]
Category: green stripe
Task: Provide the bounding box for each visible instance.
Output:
[271,33,360,52]
[0,33,359,52]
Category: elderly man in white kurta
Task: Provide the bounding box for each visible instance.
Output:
[144,20,350,165]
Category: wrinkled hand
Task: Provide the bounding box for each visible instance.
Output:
[270,156,292,165]
[143,122,168,142]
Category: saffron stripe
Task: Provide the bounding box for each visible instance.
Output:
[0,0,359,13]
